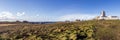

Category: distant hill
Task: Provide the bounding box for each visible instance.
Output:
[0,21,56,24]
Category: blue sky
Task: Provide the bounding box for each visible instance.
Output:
[0,0,120,21]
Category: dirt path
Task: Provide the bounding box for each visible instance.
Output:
[0,24,16,26]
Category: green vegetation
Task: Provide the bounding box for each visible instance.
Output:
[0,20,120,40]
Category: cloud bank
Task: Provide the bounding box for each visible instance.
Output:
[57,14,96,21]
[0,11,96,21]
[0,11,25,21]
[0,11,15,20]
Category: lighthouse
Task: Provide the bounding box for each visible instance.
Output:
[95,10,119,20]
[100,11,106,17]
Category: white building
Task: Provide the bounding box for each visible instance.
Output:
[95,11,119,20]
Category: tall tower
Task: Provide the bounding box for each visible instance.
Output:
[100,10,106,17]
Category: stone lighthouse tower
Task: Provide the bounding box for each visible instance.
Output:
[100,10,106,17]
[95,10,119,20]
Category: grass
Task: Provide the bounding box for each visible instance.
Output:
[0,20,120,40]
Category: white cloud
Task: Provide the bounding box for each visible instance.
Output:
[0,11,16,20]
[16,12,25,16]
[57,14,96,21]
[0,11,26,21]
[0,11,97,21]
